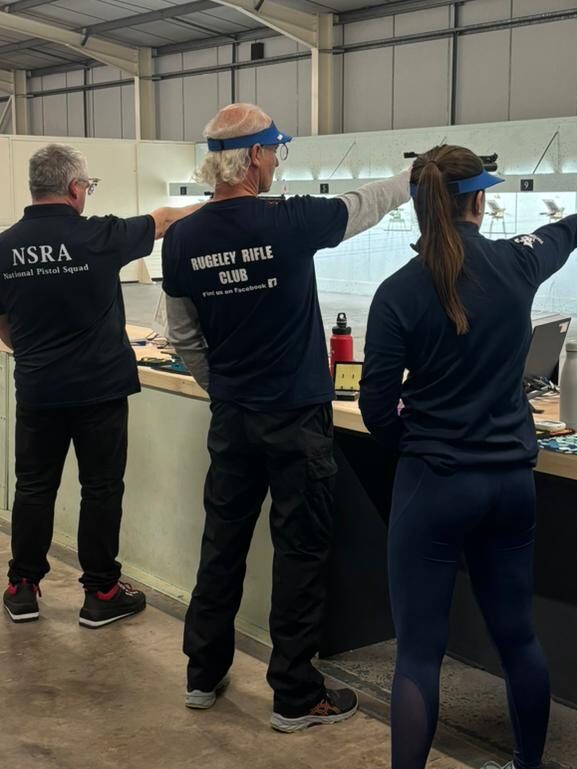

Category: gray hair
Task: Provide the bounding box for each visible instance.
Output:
[197,103,272,188]
[29,143,88,199]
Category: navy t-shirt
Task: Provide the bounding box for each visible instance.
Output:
[162,196,348,409]
[0,204,155,408]
[360,218,577,471]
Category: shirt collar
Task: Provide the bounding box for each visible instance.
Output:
[22,204,80,219]
[454,221,481,236]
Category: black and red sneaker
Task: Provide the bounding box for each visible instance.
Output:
[79,581,146,629]
[270,688,359,733]
[3,579,41,623]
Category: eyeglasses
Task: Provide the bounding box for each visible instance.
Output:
[77,177,101,195]
[263,144,289,161]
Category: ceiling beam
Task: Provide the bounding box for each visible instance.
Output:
[0,36,36,54]
[211,0,317,47]
[1,0,59,11]
[82,1,218,35]
[0,0,222,59]
[0,9,140,73]
[28,25,276,73]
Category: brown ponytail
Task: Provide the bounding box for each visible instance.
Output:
[412,145,484,336]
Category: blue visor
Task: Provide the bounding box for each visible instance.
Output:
[410,169,504,198]
[206,121,293,152]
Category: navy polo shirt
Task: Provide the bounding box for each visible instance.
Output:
[0,204,155,408]
[360,218,577,471]
[163,195,349,409]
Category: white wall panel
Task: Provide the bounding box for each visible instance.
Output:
[394,6,451,35]
[344,17,394,45]
[156,53,183,74]
[182,47,217,70]
[38,74,67,137]
[237,66,257,106]
[29,95,43,136]
[513,0,577,14]
[87,66,127,140]
[183,74,221,141]
[256,62,298,137]
[343,48,393,133]
[92,87,123,138]
[42,94,68,136]
[455,30,510,125]
[90,65,122,85]
[297,56,312,136]
[393,40,451,129]
[157,79,184,141]
[510,20,577,121]
[28,76,43,136]
[460,0,511,25]
[121,81,136,140]
[156,53,184,141]
[66,70,85,138]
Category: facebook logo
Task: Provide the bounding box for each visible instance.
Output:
[268,278,278,288]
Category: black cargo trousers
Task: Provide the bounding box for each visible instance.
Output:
[183,400,338,712]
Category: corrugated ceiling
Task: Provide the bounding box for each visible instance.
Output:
[0,0,445,71]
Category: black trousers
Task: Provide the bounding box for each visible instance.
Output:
[8,399,128,592]
[183,400,337,711]
[388,458,550,769]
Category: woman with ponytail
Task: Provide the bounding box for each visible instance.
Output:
[360,144,577,769]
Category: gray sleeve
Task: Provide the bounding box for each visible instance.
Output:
[338,170,411,241]
[165,294,210,391]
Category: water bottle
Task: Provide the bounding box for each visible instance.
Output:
[560,341,577,428]
[330,312,354,376]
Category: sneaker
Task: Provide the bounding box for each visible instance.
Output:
[79,581,146,629]
[3,579,41,623]
[185,675,230,710]
[270,688,359,733]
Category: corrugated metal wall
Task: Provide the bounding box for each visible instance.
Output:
[16,0,577,140]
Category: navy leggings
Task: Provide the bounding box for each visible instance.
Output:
[388,458,550,769]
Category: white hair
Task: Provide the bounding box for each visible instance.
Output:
[197,103,272,188]
[29,143,88,199]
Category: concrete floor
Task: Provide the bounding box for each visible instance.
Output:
[0,528,486,769]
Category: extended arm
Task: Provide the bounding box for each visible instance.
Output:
[338,170,411,241]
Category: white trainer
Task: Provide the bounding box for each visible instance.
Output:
[185,675,230,709]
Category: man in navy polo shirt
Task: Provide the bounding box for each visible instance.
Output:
[0,143,201,629]
[163,103,410,730]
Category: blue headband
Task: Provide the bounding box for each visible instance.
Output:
[206,121,293,152]
[410,169,504,198]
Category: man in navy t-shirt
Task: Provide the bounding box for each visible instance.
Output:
[162,103,409,730]
[0,144,201,629]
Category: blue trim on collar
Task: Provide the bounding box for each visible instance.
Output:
[206,121,293,152]
[410,170,504,198]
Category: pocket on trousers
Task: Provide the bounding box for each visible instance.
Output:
[307,448,338,480]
